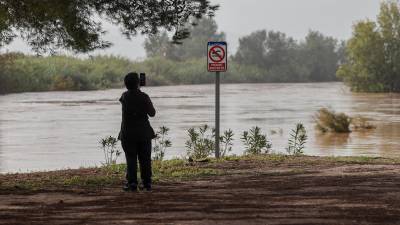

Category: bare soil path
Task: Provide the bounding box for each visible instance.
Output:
[2,158,400,225]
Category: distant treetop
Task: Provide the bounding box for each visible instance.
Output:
[0,0,218,53]
[337,0,400,92]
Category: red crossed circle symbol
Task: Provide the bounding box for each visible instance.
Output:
[209,46,225,63]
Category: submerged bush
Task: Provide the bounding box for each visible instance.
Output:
[241,126,272,155]
[286,123,307,155]
[315,108,352,133]
[351,116,376,130]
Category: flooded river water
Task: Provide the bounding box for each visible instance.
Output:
[1,82,400,173]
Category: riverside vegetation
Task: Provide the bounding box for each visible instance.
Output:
[1,123,307,191]
[286,123,307,156]
[338,0,400,92]
[101,112,375,167]
[100,123,306,166]
[2,154,400,192]
[0,120,384,192]
[0,17,345,94]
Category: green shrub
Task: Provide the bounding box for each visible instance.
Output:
[152,126,172,161]
[241,126,272,155]
[185,125,215,160]
[286,123,307,155]
[99,136,121,166]
[219,129,234,157]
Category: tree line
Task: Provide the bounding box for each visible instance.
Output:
[144,18,346,83]
[2,0,400,94]
[0,18,345,94]
[145,0,400,92]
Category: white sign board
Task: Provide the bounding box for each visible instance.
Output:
[207,42,227,72]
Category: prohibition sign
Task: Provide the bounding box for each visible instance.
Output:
[209,46,225,63]
[207,41,227,159]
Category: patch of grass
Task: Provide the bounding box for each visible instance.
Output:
[8,181,39,191]
[242,153,292,163]
[0,159,222,192]
[63,175,118,188]
[152,159,221,182]
[221,155,242,162]
[211,153,291,164]
[2,155,400,192]
[102,163,126,175]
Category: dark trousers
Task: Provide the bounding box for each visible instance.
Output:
[121,139,152,187]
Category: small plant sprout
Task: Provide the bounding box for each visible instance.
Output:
[153,126,172,161]
[100,136,121,165]
[286,123,308,156]
[185,124,215,160]
[241,126,272,155]
[219,129,234,157]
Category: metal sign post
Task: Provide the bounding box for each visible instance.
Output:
[215,71,220,158]
[207,42,227,159]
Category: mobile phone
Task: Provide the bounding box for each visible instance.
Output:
[140,73,146,86]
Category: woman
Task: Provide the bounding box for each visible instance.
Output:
[119,72,156,192]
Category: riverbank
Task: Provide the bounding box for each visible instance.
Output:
[1,155,400,224]
[0,53,341,95]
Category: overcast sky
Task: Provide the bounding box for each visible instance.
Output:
[4,0,381,59]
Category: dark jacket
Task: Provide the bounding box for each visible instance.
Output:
[118,89,156,141]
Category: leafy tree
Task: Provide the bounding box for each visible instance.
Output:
[264,31,297,69]
[0,0,218,53]
[144,32,171,58]
[233,30,268,69]
[337,41,348,65]
[338,0,400,92]
[233,30,298,70]
[144,17,225,61]
[233,29,344,82]
[299,31,341,81]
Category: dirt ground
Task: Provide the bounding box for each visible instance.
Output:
[2,159,400,225]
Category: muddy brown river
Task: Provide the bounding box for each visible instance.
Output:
[1,82,399,173]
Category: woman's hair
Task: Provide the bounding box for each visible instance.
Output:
[124,72,139,90]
